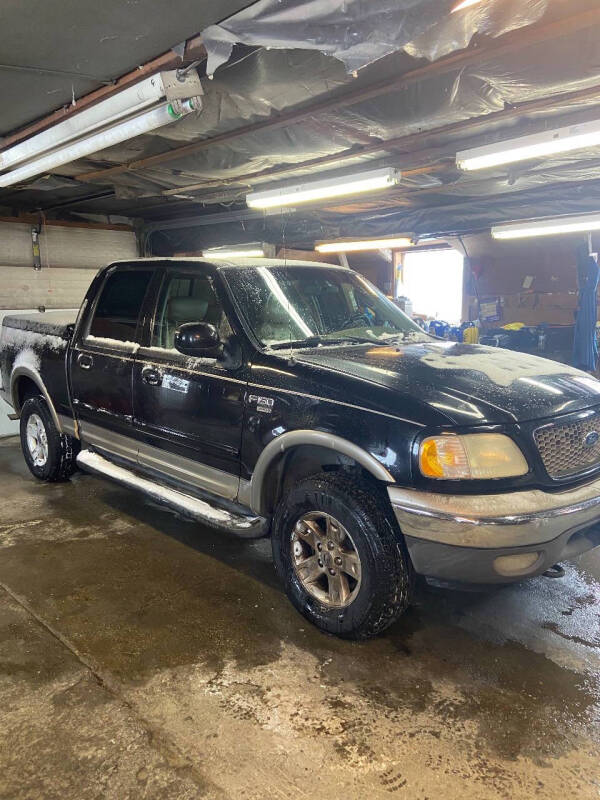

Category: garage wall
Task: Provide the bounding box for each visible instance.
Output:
[0,219,138,310]
[458,232,598,326]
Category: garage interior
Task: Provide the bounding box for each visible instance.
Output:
[2,0,600,797]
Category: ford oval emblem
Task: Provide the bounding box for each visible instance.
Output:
[584,431,599,448]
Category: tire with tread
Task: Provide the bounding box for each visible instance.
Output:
[272,472,413,639]
[20,395,78,481]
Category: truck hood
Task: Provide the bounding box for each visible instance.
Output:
[295,340,600,425]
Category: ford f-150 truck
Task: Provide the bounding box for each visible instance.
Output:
[3,258,600,639]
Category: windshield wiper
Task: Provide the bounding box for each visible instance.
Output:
[324,336,389,346]
[268,336,324,350]
[268,335,387,350]
[268,334,401,350]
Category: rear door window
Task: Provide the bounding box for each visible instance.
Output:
[87,269,152,343]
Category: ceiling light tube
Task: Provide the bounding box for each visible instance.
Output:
[452,0,483,11]
[246,168,400,209]
[316,236,412,253]
[0,75,170,171]
[203,243,265,258]
[0,99,199,188]
[457,119,600,171]
[492,213,600,240]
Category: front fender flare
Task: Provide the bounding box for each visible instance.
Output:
[248,429,395,515]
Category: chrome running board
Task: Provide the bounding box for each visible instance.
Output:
[76,449,267,538]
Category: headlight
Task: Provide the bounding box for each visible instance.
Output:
[419,433,529,480]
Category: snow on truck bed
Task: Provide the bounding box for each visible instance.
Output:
[2,310,77,338]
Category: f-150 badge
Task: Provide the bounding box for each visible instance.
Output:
[249,395,274,414]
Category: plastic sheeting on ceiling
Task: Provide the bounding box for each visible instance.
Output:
[200,0,548,77]
[93,14,600,202]
[148,176,600,256]
[5,0,600,253]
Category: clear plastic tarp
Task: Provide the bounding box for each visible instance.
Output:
[201,0,548,77]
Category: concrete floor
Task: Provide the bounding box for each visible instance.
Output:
[1,437,600,799]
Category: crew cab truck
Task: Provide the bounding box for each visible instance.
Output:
[3,258,600,639]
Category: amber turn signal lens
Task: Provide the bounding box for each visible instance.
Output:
[419,438,444,478]
[419,434,529,480]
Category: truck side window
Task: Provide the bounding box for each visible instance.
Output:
[88,269,152,343]
[152,273,231,349]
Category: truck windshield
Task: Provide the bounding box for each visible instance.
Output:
[223,265,428,348]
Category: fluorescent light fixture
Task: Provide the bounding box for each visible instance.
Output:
[203,243,265,258]
[316,236,412,253]
[492,213,600,240]
[0,75,170,171]
[452,0,483,11]
[457,119,600,171]
[0,69,202,188]
[246,168,400,209]
[0,100,198,189]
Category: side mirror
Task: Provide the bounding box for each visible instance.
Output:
[174,322,223,358]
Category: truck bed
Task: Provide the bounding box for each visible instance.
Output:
[0,311,77,423]
[2,310,77,338]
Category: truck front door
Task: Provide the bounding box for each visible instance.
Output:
[70,265,154,461]
[132,266,245,502]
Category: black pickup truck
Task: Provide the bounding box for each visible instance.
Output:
[3,257,600,638]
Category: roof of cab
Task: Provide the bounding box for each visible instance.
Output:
[107,257,348,270]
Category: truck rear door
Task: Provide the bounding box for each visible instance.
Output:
[69,264,155,461]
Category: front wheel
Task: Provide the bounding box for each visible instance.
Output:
[272,473,413,639]
[20,396,78,481]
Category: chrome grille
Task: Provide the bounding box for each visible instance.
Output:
[535,412,600,479]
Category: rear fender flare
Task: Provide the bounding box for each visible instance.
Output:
[10,366,64,434]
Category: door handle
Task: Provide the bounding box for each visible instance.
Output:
[142,367,162,386]
[77,353,93,370]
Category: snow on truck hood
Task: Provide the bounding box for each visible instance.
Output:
[294,340,600,426]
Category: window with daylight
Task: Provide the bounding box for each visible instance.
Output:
[400,249,464,324]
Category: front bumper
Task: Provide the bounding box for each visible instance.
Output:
[388,478,600,583]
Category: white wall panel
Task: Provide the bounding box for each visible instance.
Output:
[0,220,138,310]
[0,266,99,309]
[39,225,137,270]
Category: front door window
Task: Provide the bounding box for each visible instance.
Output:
[152,274,231,350]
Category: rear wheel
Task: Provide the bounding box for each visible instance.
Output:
[272,472,413,639]
[20,396,78,481]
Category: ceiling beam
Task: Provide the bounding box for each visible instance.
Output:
[0,214,132,231]
[321,156,600,215]
[74,6,600,184]
[157,81,600,199]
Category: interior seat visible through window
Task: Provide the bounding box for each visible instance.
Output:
[153,273,227,349]
[165,297,209,347]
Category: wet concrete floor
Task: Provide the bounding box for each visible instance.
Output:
[0,436,600,798]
